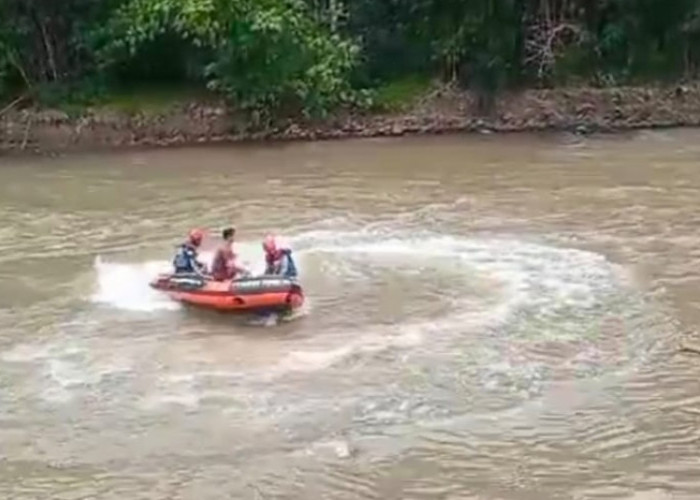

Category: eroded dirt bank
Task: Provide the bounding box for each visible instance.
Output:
[2,84,700,154]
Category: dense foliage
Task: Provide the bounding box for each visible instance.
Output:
[2,0,700,118]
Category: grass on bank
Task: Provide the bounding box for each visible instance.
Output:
[9,83,217,117]
[91,78,434,116]
[370,76,433,112]
[1,76,435,119]
[88,85,216,114]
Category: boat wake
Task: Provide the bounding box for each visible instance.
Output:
[87,228,647,376]
[90,239,268,313]
[91,228,625,336]
[1,218,664,461]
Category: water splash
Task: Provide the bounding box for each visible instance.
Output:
[83,229,642,391]
[90,239,271,312]
[90,231,620,335]
[90,256,178,312]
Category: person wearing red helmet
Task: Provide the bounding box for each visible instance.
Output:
[262,234,298,278]
[262,234,279,274]
[172,228,207,275]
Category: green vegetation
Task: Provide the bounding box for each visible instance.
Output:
[2,0,700,122]
[85,85,212,114]
[371,76,432,112]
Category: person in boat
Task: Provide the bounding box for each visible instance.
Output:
[173,228,207,275]
[262,234,298,279]
[211,227,249,281]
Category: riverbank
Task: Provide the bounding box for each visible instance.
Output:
[3,83,700,154]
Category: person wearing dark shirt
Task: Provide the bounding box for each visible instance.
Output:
[262,234,298,279]
[173,228,207,275]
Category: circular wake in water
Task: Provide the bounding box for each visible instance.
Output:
[86,228,649,383]
[2,225,661,452]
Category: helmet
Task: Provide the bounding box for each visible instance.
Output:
[188,228,205,246]
[262,234,277,254]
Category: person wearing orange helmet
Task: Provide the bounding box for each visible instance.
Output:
[262,234,298,278]
[172,228,207,275]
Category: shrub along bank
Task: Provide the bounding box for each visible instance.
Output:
[3,0,700,151]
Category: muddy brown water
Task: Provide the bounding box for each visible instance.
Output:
[1,130,700,500]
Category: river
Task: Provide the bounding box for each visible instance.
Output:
[1,130,699,499]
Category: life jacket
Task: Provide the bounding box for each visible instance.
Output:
[265,250,280,275]
[279,249,298,278]
[173,243,198,273]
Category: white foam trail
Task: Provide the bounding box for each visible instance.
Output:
[300,235,618,325]
[253,232,622,375]
[1,342,53,363]
[90,230,621,374]
[270,324,425,376]
[48,359,102,388]
[91,256,179,312]
[90,240,271,312]
[278,345,356,373]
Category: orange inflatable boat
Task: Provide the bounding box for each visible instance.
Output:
[149,273,304,314]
